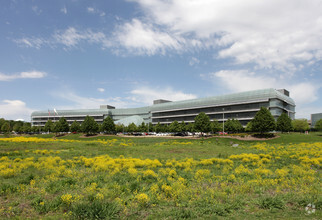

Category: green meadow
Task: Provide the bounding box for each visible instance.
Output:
[0,133,321,219]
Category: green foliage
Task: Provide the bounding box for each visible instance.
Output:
[259,196,285,210]
[251,107,276,133]
[56,117,70,133]
[81,116,99,135]
[22,123,31,133]
[138,122,147,132]
[194,112,211,133]
[210,120,221,133]
[292,119,309,132]
[314,119,322,131]
[127,123,138,133]
[71,201,120,219]
[101,116,115,134]
[224,119,244,133]
[44,120,54,132]
[154,122,163,133]
[186,123,195,132]
[115,124,125,133]
[276,112,292,132]
[180,121,186,132]
[70,120,81,133]
[0,118,6,132]
[1,122,10,133]
[169,120,181,133]
[245,121,252,132]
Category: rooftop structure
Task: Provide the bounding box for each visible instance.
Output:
[31,88,295,127]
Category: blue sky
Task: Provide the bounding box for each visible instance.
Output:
[0,0,321,121]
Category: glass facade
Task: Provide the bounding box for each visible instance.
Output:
[31,88,295,127]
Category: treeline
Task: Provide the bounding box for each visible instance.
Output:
[1,107,321,135]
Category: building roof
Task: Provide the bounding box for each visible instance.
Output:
[31,88,295,117]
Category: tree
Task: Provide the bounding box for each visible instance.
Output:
[186,123,195,132]
[225,119,243,133]
[81,116,99,135]
[138,122,147,132]
[245,121,253,132]
[44,120,54,132]
[194,112,211,133]
[276,112,292,132]
[210,120,221,133]
[169,120,181,133]
[315,119,322,131]
[101,116,116,134]
[13,123,23,133]
[180,121,186,132]
[56,117,70,133]
[0,118,6,132]
[127,123,138,133]
[251,107,276,133]
[115,124,125,133]
[154,122,163,133]
[1,122,10,133]
[22,123,31,133]
[70,121,81,133]
[292,119,309,132]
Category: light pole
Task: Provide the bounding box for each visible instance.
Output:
[222,108,225,134]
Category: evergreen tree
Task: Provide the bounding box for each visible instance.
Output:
[101,116,116,134]
[315,119,322,131]
[276,112,292,132]
[81,116,99,135]
[251,107,276,133]
[70,120,81,133]
[194,112,211,133]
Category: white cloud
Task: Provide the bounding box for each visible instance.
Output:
[0,71,47,81]
[189,57,200,66]
[16,27,110,49]
[60,6,67,14]
[54,86,197,110]
[113,19,184,55]
[210,70,277,92]
[129,86,197,105]
[0,100,34,121]
[127,0,322,71]
[87,7,105,17]
[31,5,42,15]
[97,88,105,93]
[87,7,95,13]
[209,69,321,105]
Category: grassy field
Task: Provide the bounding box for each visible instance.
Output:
[0,133,321,219]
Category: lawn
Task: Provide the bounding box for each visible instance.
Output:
[0,133,321,219]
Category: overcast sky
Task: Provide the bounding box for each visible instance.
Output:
[0,0,321,121]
